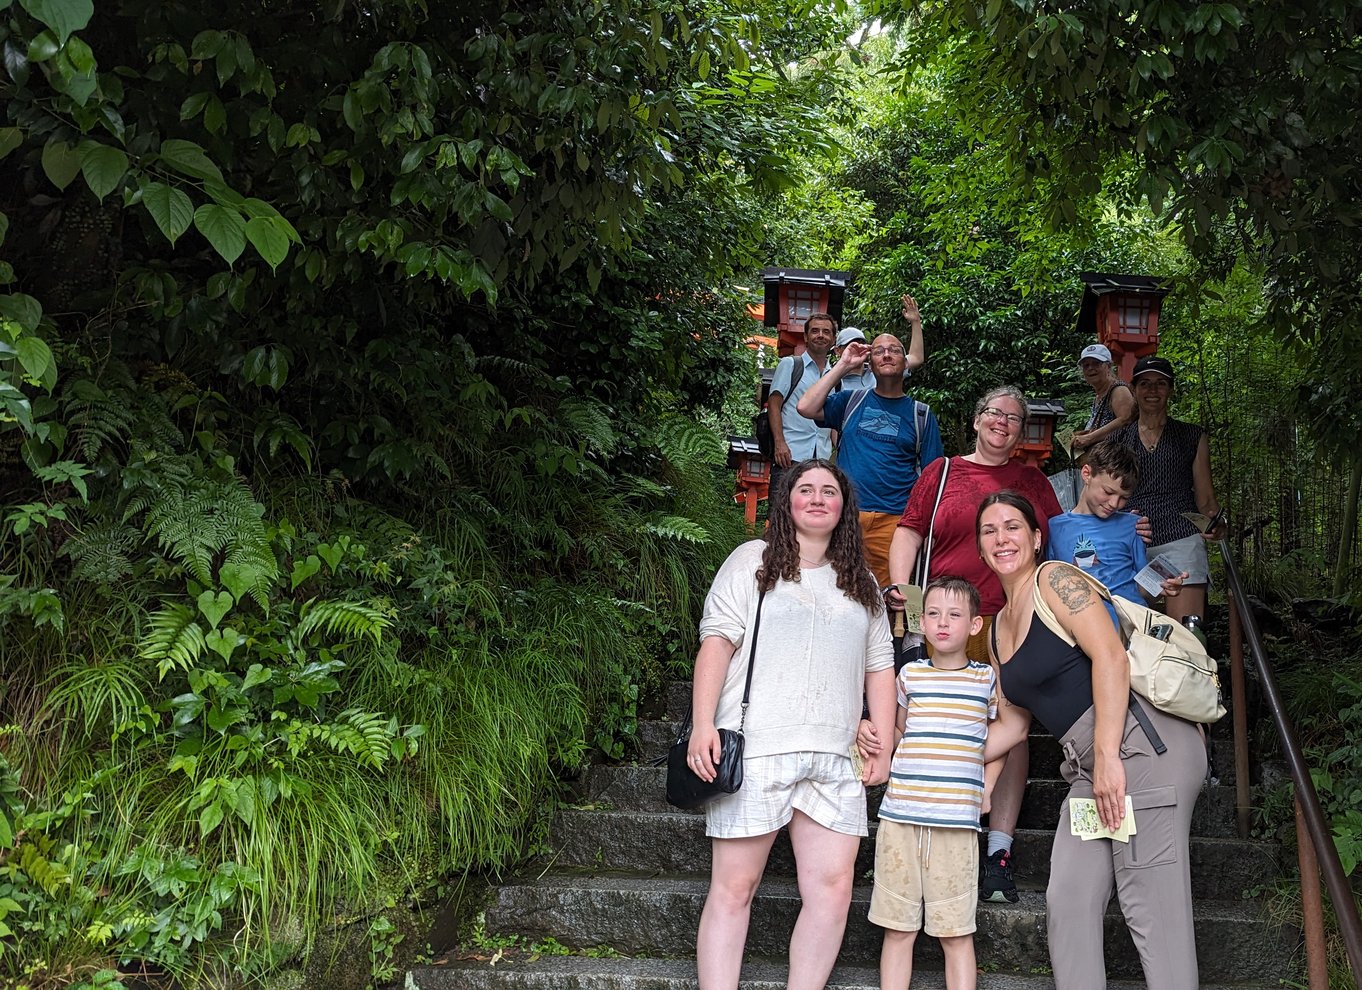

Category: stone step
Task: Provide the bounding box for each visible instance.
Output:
[549,809,1280,901]
[576,764,1244,838]
[408,955,1267,989]
[480,874,1293,985]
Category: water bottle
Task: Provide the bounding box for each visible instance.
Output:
[1181,614,1208,649]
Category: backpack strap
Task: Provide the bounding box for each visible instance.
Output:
[914,399,930,461]
[781,355,806,407]
[843,386,873,427]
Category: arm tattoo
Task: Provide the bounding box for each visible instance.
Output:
[1048,566,1095,615]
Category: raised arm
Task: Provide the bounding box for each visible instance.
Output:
[1073,384,1135,449]
[797,341,866,422]
[902,294,926,373]
[1040,563,1130,831]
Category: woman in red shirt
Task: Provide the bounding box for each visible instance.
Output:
[884,384,1063,906]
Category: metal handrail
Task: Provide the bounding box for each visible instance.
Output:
[1218,538,1362,985]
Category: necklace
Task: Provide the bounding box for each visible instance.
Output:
[1139,423,1161,452]
[800,555,828,567]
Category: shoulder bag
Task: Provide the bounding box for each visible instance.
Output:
[666,588,767,809]
[1030,561,1225,725]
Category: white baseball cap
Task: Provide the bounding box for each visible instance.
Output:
[836,327,866,348]
[1079,343,1112,362]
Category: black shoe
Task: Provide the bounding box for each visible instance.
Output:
[981,849,1019,903]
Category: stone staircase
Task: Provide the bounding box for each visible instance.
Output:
[409,681,1297,989]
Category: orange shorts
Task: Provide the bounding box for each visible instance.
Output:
[859,511,900,588]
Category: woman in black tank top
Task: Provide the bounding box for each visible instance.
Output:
[972,490,1206,990]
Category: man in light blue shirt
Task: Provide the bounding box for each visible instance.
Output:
[767,313,837,487]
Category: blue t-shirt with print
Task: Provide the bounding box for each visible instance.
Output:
[821,389,944,514]
[1045,510,1147,627]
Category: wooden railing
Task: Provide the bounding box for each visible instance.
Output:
[1220,539,1362,987]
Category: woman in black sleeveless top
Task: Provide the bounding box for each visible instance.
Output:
[976,491,1206,990]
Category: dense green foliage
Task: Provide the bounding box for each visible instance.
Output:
[0,0,851,984]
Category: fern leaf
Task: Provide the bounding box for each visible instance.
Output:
[653,415,725,471]
[139,604,207,679]
[643,515,711,544]
[560,397,620,456]
[297,599,390,644]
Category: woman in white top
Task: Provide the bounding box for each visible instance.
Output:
[688,458,897,990]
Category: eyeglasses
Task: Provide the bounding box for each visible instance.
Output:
[981,407,1024,426]
[871,346,904,356]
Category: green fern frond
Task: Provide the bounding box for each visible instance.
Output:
[560,397,620,456]
[643,514,711,544]
[62,373,137,462]
[619,473,669,500]
[138,604,207,678]
[60,523,142,585]
[297,599,390,644]
[141,476,278,595]
[43,657,150,739]
[340,709,395,768]
[653,415,726,471]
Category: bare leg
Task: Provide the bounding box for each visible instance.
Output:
[880,928,918,990]
[988,735,1028,837]
[697,831,778,990]
[940,934,978,990]
[786,810,861,990]
[1163,583,1207,624]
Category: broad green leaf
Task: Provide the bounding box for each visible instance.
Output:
[79,143,128,201]
[203,96,226,135]
[204,626,239,662]
[40,139,82,190]
[19,0,93,43]
[218,562,258,602]
[64,34,93,72]
[0,213,9,247]
[196,589,233,629]
[290,554,321,589]
[14,337,54,382]
[194,204,247,264]
[245,216,288,270]
[141,182,194,245]
[199,802,224,836]
[241,664,271,690]
[158,137,222,181]
[0,293,41,332]
[26,29,59,62]
[180,91,211,120]
[0,128,21,160]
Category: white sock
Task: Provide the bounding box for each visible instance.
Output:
[987,830,1013,858]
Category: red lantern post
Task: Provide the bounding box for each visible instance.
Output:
[1077,273,1171,381]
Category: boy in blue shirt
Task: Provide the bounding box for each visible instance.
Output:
[1046,441,1185,622]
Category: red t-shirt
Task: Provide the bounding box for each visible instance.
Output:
[899,455,1064,616]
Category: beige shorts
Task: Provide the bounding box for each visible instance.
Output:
[705,751,868,839]
[868,821,979,937]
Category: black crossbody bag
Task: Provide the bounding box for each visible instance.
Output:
[665,588,767,810]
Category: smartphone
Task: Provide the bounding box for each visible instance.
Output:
[1150,623,1174,641]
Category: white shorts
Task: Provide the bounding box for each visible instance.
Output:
[1149,533,1211,585]
[705,750,868,839]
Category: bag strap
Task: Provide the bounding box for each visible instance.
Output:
[914,399,929,461]
[916,456,951,587]
[779,355,806,408]
[843,386,873,427]
[736,587,767,732]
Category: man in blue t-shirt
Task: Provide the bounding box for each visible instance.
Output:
[1045,441,1186,626]
[798,325,943,587]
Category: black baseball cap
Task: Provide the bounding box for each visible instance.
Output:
[1131,355,1174,382]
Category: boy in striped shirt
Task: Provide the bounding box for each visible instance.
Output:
[868,576,998,990]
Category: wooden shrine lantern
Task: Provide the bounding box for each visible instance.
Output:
[1014,400,1065,469]
[761,267,851,357]
[1077,272,1171,381]
[728,436,769,525]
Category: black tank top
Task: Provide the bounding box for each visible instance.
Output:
[993,615,1094,738]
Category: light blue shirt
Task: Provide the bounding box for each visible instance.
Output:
[769,352,833,461]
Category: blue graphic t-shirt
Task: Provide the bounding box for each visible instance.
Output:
[1045,510,1147,627]
[821,389,944,514]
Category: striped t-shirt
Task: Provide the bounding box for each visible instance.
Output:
[878,658,997,829]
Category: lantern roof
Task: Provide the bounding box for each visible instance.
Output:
[1076,272,1171,335]
[761,266,852,328]
[1027,399,1066,418]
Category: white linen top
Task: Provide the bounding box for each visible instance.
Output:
[698,539,894,758]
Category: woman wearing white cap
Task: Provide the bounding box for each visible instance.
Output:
[1070,343,1134,454]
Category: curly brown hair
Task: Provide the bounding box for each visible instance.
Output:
[758,459,883,612]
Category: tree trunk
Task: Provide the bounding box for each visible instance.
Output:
[1333,455,1362,597]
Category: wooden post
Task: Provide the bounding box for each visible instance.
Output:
[1296,796,1330,990]
[1227,594,1251,839]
